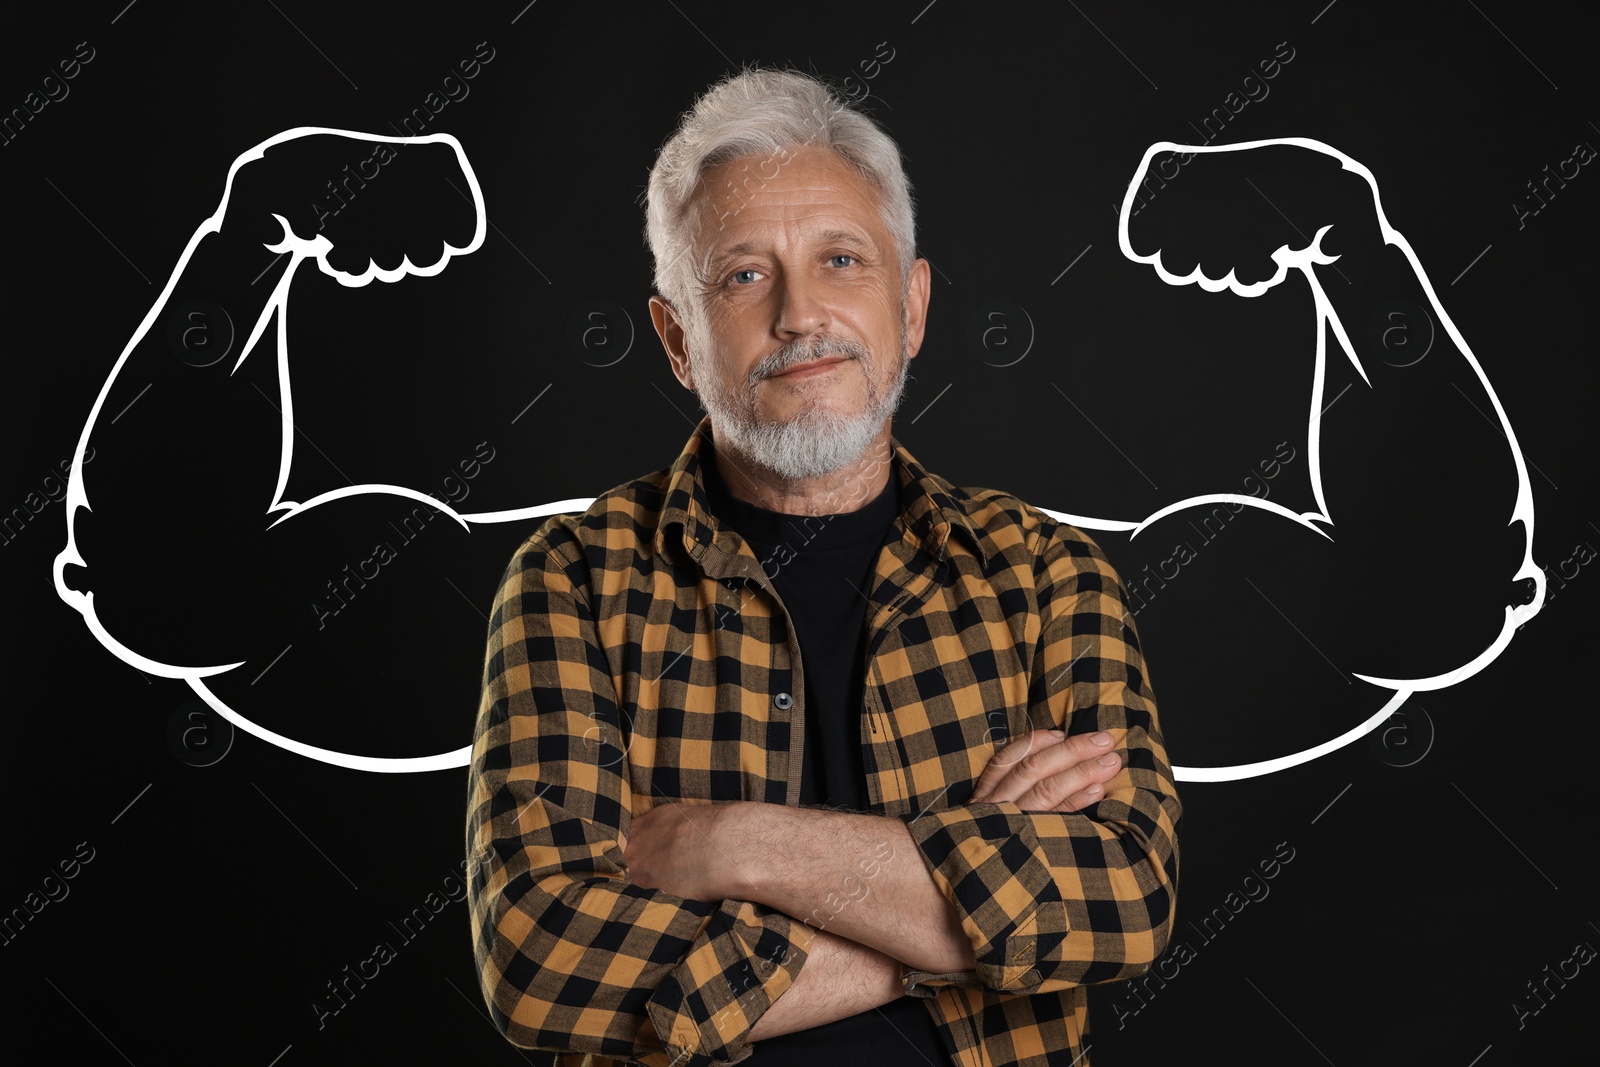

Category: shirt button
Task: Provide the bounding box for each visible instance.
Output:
[773,692,793,711]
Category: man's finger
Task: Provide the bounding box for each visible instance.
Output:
[1017,782,1104,814]
[993,729,1114,789]
[969,729,1066,800]
[1013,765,1120,813]
[972,731,1121,805]
[999,751,1122,810]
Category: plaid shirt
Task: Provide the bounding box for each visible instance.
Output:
[467,414,1182,1066]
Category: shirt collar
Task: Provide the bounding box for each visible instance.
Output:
[654,414,990,569]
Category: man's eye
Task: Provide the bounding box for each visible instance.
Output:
[829,255,856,268]
[731,269,761,285]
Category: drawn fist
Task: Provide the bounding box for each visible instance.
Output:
[1121,139,1382,294]
[216,127,484,283]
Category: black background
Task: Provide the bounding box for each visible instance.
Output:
[3,2,1596,1064]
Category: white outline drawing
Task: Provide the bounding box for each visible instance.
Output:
[50,127,576,774]
[54,131,1543,779]
[1068,137,1542,781]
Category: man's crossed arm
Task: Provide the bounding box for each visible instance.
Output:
[622,728,1126,1040]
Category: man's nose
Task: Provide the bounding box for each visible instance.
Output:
[774,269,829,339]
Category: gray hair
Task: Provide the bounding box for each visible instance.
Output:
[644,68,918,314]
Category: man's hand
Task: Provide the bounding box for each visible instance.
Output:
[622,799,752,902]
[968,728,1122,811]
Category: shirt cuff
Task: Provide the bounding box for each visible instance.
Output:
[900,966,985,998]
[644,898,815,1065]
[899,802,1065,992]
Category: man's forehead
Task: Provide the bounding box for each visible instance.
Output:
[717,224,876,251]
[687,146,888,255]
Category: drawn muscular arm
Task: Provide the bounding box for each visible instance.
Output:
[55,131,481,669]
[1122,141,1539,680]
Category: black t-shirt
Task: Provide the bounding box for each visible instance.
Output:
[703,451,951,1064]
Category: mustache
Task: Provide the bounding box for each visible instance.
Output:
[753,335,871,381]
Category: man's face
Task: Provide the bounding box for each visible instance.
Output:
[652,145,930,481]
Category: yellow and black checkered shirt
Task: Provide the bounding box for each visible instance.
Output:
[467,414,1182,1066]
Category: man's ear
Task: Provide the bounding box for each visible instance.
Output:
[903,257,932,360]
[649,295,695,390]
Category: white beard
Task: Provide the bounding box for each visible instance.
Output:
[693,325,911,481]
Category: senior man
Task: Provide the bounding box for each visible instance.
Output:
[467,68,1181,1065]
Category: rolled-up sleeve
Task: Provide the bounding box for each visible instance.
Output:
[466,528,815,1065]
[898,522,1181,996]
